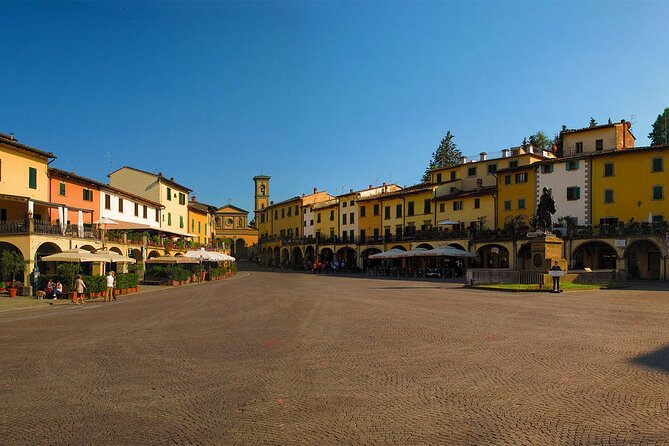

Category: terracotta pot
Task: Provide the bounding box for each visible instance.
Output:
[7,287,17,298]
[121,289,127,295]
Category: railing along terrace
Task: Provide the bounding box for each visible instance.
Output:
[0,219,29,234]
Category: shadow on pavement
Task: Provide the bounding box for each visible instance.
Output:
[631,344,669,373]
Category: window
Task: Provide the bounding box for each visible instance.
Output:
[652,158,664,172]
[384,206,390,219]
[296,205,299,214]
[59,182,66,196]
[373,228,380,238]
[407,201,414,216]
[652,215,664,223]
[198,221,201,232]
[423,199,431,214]
[349,200,354,206]
[342,214,347,225]
[453,201,463,211]
[509,161,518,169]
[575,142,583,154]
[105,194,111,210]
[504,200,511,211]
[604,189,614,203]
[166,187,172,201]
[450,171,456,180]
[595,139,603,151]
[310,219,313,226]
[541,164,553,174]
[373,204,380,216]
[515,173,528,183]
[603,163,614,177]
[474,198,480,209]
[156,210,160,222]
[261,214,266,223]
[343,202,347,208]
[143,205,147,219]
[180,216,184,228]
[28,167,37,189]
[83,189,93,202]
[653,185,664,200]
[317,213,321,223]
[360,229,366,240]
[282,209,285,218]
[439,203,445,212]
[168,213,172,225]
[504,175,511,185]
[396,204,402,218]
[487,164,497,174]
[518,199,526,209]
[134,203,139,216]
[118,198,123,213]
[350,212,354,224]
[436,173,442,183]
[360,206,366,217]
[566,160,579,171]
[274,210,278,220]
[287,207,291,217]
[566,187,580,201]
[191,219,195,231]
[467,166,477,177]
[179,193,186,205]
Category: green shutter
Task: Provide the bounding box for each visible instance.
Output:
[28,167,37,189]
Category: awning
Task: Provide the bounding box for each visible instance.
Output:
[368,248,407,260]
[40,249,101,263]
[146,256,199,265]
[437,220,460,225]
[415,246,476,258]
[92,249,136,264]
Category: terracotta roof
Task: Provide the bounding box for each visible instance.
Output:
[535,144,669,166]
[107,166,193,192]
[188,201,211,214]
[358,183,433,201]
[495,163,536,174]
[560,122,618,135]
[215,204,248,214]
[0,133,56,159]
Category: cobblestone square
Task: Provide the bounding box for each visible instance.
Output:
[1,270,669,445]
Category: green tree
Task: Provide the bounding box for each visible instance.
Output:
[527,131,553,152]
[649,107,669,146]
[422,131,462,182]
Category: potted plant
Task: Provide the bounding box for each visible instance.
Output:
[57,263,81,300]
[1,250,27,297]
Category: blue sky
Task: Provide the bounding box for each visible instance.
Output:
[1,1,668,215]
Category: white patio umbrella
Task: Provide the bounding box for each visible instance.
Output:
[93,249,136,264]
[146,256,199,265]
[415,246,477,258]
[184,249,219,262]
[368,248,407,260]
[93,217,118,226]
[40,249,102,263]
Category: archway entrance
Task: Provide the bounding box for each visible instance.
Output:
[292,247,304,270]
[516,243,532,271]
[35,242,61,276]
[626,240,661,280]
[572,241,617,270]
[476,244,509,268]
[361,248,381,271]
[335,247,356,271]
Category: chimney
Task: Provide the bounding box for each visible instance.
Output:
[9,133,14,140]
[460,156,468,164]
[349,188,353,193]
[170,177,174,182]
[369,184,373,189]
[479,152,487,161]
[191,196,196,203]
[501,149,509,158]
[313,187,317,194]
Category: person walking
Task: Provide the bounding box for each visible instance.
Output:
[73,274,87,305]
[105,271,116,302]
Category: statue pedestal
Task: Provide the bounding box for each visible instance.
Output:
[528,235,567,271]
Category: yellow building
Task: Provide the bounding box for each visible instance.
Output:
[312,198,339,240]
[356,196,383,241]
[213,204,258,258]
[0,132,55,221]
[561,120,635,156]
[435,187,496,232]
[372,184,435,239]
[257,186,333,240]
[108,166,192,237]
[187,199,212,246]
[496,165,536,229]
[591,145,669,225]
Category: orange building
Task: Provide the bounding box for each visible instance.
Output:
[48,168,100,226]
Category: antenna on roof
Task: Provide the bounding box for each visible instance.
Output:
[630,114,637,126]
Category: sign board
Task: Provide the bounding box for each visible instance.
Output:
[548,270,565,277]
[614,239,626,248]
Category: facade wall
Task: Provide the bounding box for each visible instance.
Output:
[271,200,302,239]
[303,205,315,238]
[338,194,358,240]
[188,209,210,245]
[497,168,536,229]
[48,176,99,225]
[313,203,338,239]
[99,189,161,229]
[0,145,50,203]
[108,168,161,203]
[159,182,190,236]
[357,199,382,240]
[537,159,589,226]
[591,149,669,224]
[403,190,435,232]
[436,194,495,230]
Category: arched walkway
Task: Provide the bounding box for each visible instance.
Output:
[336,247,356,270]
[280,248,289,267]
[36,242,61,276]
[476,244,509,269]
[305,246,315,265]
[626,240,661,280]
[272,247,280,267]
[516,243,532,271]
[361,248,382,271]
[416,243,434,250]
[235,239,247,259]
[292,247,304,269]
[320,248,334,263]
[147,250,161,259]
[572,241,617,270]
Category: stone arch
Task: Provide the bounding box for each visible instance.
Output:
[516,242,533,271]
[36,242,62,276]
[448,243,466,251]
[572,241,617,270]
[147,250,161,259]
[416,243,434,250]
[336,247,356,270]
[130,248,142,262]
[625,239,662,280]
[109,247,123,255]
[361,248,382,271]
[281,248,290,266]
[292,246,304,269]
[0,242,29,283]
[476,244,510,269]
[305,246,315,264]
[390,245,407,251]
[273,247,280,266]
[79,244,96,252]
[320,247,334,263]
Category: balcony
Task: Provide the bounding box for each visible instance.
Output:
[0,219,98,239]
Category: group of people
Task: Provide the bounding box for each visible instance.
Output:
[311,259,347,274]
[44,270,118,305]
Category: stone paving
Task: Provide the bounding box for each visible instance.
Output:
[1,269,669,445]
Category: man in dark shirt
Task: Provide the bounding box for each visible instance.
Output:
[550,261,563,293]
